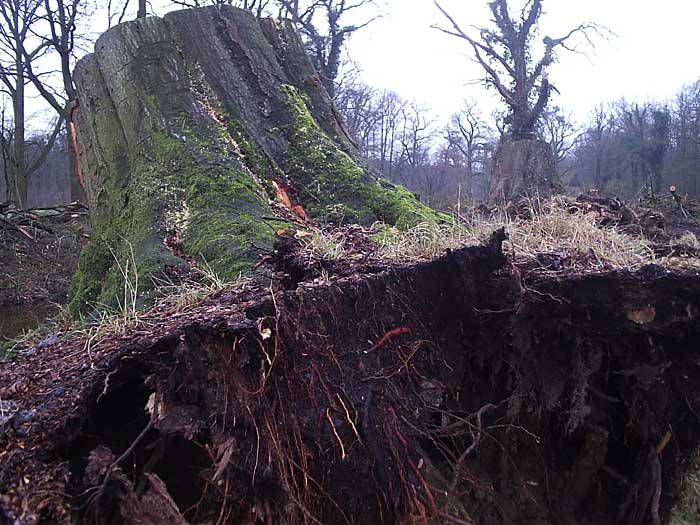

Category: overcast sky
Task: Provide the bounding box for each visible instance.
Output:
[339,0,700,123]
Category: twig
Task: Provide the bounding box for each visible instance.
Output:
[450,404,497,493]
[0,215,34,239]
[655,431,672,456]
[437,510,475,525]
[326,408,347,460]
[650,453,662,525]
[589,386,621,404]
[336,393,362,444]
[85,418,155,507]
[600,465,630,485]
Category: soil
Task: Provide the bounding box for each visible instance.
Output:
[2,226,700,524]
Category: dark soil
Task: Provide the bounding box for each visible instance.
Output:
[2,229,700,524]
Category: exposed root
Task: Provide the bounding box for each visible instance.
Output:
[2,234,700,524]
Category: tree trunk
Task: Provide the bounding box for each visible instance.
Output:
[70,6,430,312]
[13,45,27,208]
[487,138,561,204]
[59,20,86,205]
[137,0,146,18]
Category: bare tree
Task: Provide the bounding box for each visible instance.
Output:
[334,78,407,177]
[580,104,614,190]
[537,106,577,173]
[445,99,488,179]
[276,0,379,99]
[568,101,672,197]
[433,0,600,140]
[670,81,700,195]
[334,73,376,148]
[110,0,147,21]
[0,103,13,201]
[23,0,91,202]
[0,0,63,207]
[371,90,404,176]
[106,0,133,26]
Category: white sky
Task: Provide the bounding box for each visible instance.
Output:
[341,0,700,124]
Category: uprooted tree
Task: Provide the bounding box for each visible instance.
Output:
[4,222,700,524]
[4,6,700,525]
[433,0,600,203]
[69,5,430,312]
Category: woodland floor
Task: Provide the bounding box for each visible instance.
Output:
[1,194,700,524]
[0,203,89,340]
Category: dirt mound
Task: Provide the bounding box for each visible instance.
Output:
[2,231,700,524]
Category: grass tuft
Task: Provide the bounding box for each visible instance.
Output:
[377,197,657,270]
[3,252,240,359]
[671,449,700,525]
[296,228,349,261]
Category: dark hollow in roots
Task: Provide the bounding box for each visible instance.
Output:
[2,233,700,524]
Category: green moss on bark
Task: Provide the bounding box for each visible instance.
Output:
[69,128,277,313]
[282,85,434,228]
[69,152,182,313]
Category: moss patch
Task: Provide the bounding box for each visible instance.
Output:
[68,158,181,313]
[282,85,434,228]
[69,127,277,313]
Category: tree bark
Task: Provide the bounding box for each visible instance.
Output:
[70,6,430,311]
[487,138,561,204]
[12,34,27,208]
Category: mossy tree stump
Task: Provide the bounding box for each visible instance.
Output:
[71,6,431,312]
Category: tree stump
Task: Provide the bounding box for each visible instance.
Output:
[70,7,431,311]
[487,138,562,204]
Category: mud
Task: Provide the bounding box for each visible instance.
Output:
[1,230,700,524]
[0,300,63,341]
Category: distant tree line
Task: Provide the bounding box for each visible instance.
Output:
[333,76,700,210]
[567,83,700,199]
[335,75,494,209]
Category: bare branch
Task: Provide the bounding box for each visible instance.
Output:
[433,0,603,139]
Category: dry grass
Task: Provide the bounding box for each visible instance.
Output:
[377,197,657,271]
[671,232,700,251]
[296,228,348,260]
[2,253,240,358]
[151,259,233,312]
[671,448,700,525]
[5,197,697,358]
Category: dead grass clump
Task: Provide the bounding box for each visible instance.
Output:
[296,228,348,260]
[671,448,700,524]
[506,198,656,269]
[671,232,700,251]
[373,221,485,261]
[376,197,657,270]
[151,260,233,312]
